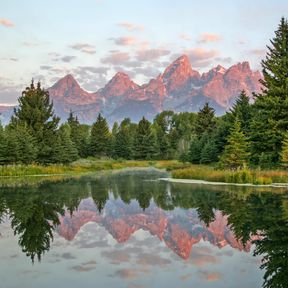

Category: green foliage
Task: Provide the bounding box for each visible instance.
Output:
[11,80,59,164]
[250,17,288,165]
[90,113,111,157]
[133,117,158,160]
[280,132,288,168]
[200,140,218,164]
[195,102,216,137]
[220,119,250,170]
[0,123,7,165]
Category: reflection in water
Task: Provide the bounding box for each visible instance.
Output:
[0,169,287,287]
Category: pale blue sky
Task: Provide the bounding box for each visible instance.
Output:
[0,0,287,104]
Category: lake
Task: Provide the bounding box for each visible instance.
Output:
[0,168,287,288]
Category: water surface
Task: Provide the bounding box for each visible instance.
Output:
[0,169,287,288]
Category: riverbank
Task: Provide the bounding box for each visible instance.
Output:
[0,159,186,177]
[170,165,288,184]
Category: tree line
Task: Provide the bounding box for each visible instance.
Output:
[0,17,288,169]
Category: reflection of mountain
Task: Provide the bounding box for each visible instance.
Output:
[56,198,256,259]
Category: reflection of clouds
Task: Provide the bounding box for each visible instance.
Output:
[191,250,219,267]
[71,261,97,272]
[180,273,193,281]
[101,250,130,264]
[127,284,146,288]
[112,267,149,280]
[198,270,221,281]
[136,252,171,267]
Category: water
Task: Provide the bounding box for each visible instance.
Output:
[0,168,287,288]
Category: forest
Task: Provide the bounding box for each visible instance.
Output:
[0,18,288,171]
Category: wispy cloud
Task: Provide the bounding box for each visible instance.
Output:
[110,36,137,46]
[0,18,14,27]
[69,43,96,54]
[179,33,191,41]
[101,51,130,65]
[198,33,221,43]
[136,48,170,62]
[118,22,144,31]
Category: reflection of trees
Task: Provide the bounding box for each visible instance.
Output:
[0,177,90,262]
[0,170,287,288]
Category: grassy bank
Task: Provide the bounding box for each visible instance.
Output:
[171,165,288,184]
[0,159,184,177]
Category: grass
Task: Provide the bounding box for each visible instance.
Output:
[0,159,182,178]
[171,164,288,185]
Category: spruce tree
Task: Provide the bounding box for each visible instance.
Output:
[133,117,158,160]
[11,80,60,163]
[188,137,201,164]
[55,124,78,163]
[230,90,252,135]
[280,132,288,168]
[220,119,250,170]
[195,102,216,137]
[0,123,6,165]
[200,140,218,164]
[115,119,133,159]
[90,114,111,157]
[250,17,288,165]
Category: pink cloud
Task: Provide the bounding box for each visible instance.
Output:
[180,34,191,41]
[250,49,266,56]
[199,271,221,282]
[198,33,221,43]
[111,36,137,46]
[69,43,96,54]
[136,48,170,61]
[101,51,130,64]
[118,22,144,31]
[0,18,14,27]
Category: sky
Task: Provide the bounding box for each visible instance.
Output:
[0,0,287,105]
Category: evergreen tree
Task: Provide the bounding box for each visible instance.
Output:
[250,17,288,165]
[195,102,216,137]
[200,140,218,164]
[133,117,158,160]
[280,132,288,168]
[220,119,250,170]
[230,90,252,135]
[11,80,59,163]
[0,123,6,165]
[114,118,133,159]
[55,124,78,163]
[188,137,202,164]
[90,114,111,157]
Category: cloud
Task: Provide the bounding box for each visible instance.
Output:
[9,58,18,62]
[40,65,52,70]
[69,43,96,54]
[101,51,130,65]
[134,67,160,78]
[198,33,221,43]
[60,55,76,62]
[0,18,14,27]
[110,36,137,46]
[215,57,232,64]
[136,48,171,62]
[112,268,149,280]
[179,34,191,41]
[118,22,144,31]
[249,49,266,56]
[71,261,97,272]
[101,250,130,264]
[198,271,221,282]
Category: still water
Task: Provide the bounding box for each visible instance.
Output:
[0,169,287,288]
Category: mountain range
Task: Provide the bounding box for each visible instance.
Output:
[0,55,262,124]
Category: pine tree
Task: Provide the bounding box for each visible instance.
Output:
[220,119,250,170]
[90,114,111,157]
[280,132,288,168]
[200,140,218,164]
[133,117,158,160]
[11,80,60,163]
[188,137,201,164]
[195,102,216,137]
[230,90,252,135]
[55,124,78,163]
[115,119,133,159]
[250,17,288,165]
[0,122,6,165]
